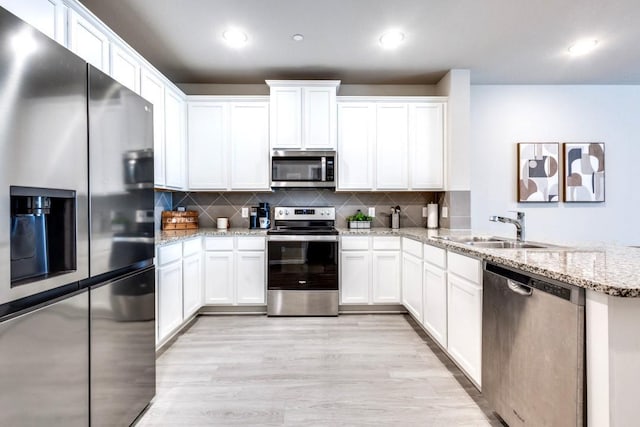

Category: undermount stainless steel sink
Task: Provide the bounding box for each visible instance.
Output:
[464,241,550,249]
[433,235,554,249]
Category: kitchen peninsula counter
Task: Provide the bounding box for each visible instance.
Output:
[338,227,640,297]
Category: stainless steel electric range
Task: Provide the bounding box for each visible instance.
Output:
[266,206,339,316]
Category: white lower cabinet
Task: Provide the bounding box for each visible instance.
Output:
[401,238,423,321]
[422,244,448,348]
[157,242,184,344]
[372,251,401,303]
[446,252,483,387]
[340,250,371,304]
[182,252,202,319]
[204,236,266,305]
[340,236,400,305]
[204,251,234,304]
[236,251,265,304]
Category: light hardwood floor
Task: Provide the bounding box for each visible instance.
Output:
[136,314,501,427]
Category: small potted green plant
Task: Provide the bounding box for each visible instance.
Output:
[347,209,373,229]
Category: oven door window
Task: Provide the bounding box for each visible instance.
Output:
[268,241,338,290]
[272,158,322,182]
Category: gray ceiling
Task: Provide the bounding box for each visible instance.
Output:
[78,0,640,85]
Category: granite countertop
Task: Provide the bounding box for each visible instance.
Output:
[157,228,268,245]
[157,226,640,297]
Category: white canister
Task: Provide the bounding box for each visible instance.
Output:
[427,204,439,229]
[217,217,229,229]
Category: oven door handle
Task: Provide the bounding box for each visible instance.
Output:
[267,235,339,242]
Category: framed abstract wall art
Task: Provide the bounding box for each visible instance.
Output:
[563,142,605,202]
[517,143,560,202]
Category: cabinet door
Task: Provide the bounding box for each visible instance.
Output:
[182,253,202,319]
[423,262,447,347]
[164,88,185,189]
[0,0,64,43]
[376,103,409,189]
[236,251,265,304]
[68,10,109,72]
[230,102,269,190]
[340,251,370,304]
[402,252,423,321]
[372,251,401,303]
[187,102,228,189]
[337,103,375,190]
[447,273,482,386]
[410,103,445,189]
[270,87,301,149]
[157,261,183,342]
[303,87,336,149]
[204,251,234,304]
[109,44,140,93]
[140,69,166,187]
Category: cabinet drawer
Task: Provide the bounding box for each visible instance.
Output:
[157,242,182,266]
[205,237,234,251]
[372,236,401,250]
[183,238,202,257]
[237,236,265,251]
[402,237,422,258]
[424,244,446,269]
[341,236,370,251]
[447,251,482,284]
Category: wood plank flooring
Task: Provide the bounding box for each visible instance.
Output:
[136,314,501,426]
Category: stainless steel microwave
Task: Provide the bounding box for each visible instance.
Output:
[271,150,336,188]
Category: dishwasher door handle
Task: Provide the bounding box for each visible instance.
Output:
[507,279,532,296]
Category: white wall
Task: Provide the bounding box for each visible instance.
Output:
[470,85,640,245]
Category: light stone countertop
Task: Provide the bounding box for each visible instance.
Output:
[157,226,640,297]
[157,228,268,245]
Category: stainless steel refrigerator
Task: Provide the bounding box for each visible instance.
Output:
[86,64,156,427]
[0,6,156,426]
[0,6,90,426]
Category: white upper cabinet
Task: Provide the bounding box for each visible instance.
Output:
[109,44,140,94]
[268,86,301,149]
[267,80,339,150]
[164,87,186,189]
[337,97,447,191]
[376,103,409,189]
[0,0,65,44]
[187,97,269,191]
[410,103,445,189]
[229,102,270,190]
[337,103,375,190]
[140,69,166,187]
[303,86,337,149]
[187,102,228,190]
[68,10,109,72]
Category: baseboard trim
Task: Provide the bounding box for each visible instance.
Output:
[339,304,407,314]
[199,305,268,315]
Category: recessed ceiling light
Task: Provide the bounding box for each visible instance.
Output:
[379,30,405,49]
[292,34,304,42]
[568,39,599,56]
[222,29,248,48]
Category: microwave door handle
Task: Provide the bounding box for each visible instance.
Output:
[321,157,326,182]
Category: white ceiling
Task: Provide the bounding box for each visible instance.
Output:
[79,0,640,85]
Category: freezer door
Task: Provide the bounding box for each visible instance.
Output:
[0,289,89,426]
[88,66,154,276]
[0,7,89,304]
[90,266,156,426]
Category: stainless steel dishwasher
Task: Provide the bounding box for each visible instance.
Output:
[482,263,585,426]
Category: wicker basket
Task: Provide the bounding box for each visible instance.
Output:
[161,210,199,230]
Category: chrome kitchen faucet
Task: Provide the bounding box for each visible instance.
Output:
[489,211,525,241]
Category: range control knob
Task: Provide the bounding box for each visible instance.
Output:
[284,209,290,216]
[278,209,283,216]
